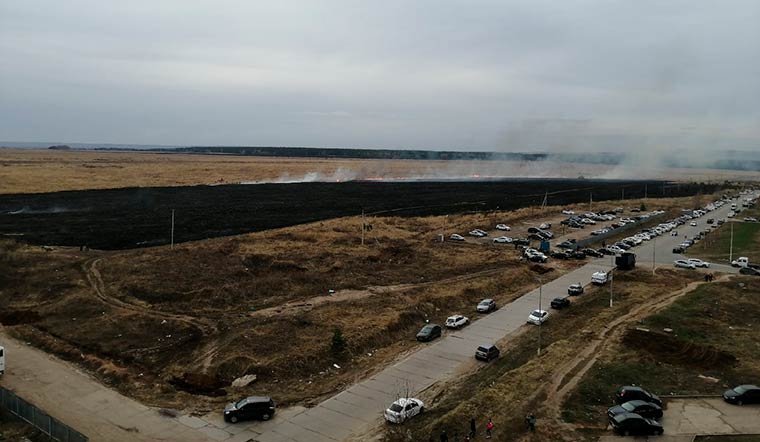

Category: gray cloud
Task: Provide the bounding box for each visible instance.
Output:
[1,0,759,152]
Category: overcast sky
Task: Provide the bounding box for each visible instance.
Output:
[1,1,759,152]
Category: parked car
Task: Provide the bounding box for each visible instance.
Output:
[384,398,424,423]
[224,396,276,423]
[583,248,604,258]
[561,209,575,215]
[591,271,609,284]
[527,253,548,263]
[607,400,663,420]
[539,222,552,230]
[513,238,530,246]
[672,246,684,254]
[723,384,760,405]
[416,324,442,342]
[475,344,500,362]
[567,283,584,295]
[476,299,497,313]
[550,297,570,309]
[445,315,469,329]
[732,257,750,268]
[571,251,587,260]
[492,236,512,243]
[469,229,487,237]
[739,267,760,276]
[449,234,465,241]
[609,412,664,436]
[674,259,697,269]
[598,247,615,256]
[495,224,511,231]
[690,221,698,226]
[687,258,710,268]
[558,239,577,249]
[615,386,663,407]
[527,309,549,325]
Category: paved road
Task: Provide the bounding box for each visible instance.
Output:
[1,194,753,442]
[598,398,760,441]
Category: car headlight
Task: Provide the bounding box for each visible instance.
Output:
[224,411,230,414]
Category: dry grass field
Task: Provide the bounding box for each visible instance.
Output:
[1,148,755,194]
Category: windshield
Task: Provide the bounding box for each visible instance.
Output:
[734,385,749,394]
[621,402,636,411]
[477,346,489,352]
[235,399,247,408]
[390,404,403,412]
[421,325,434,332]
[532,310,544,317]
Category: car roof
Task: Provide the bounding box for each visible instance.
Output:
[737,384,760,390]
[391,397,418,406]
[478,344,496,350]
[624,399,652,407]
[241,396,272,404]
[480,298,493,303]
[620,385,646,393]
[612,412,643,423]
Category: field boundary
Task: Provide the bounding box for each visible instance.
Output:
[0,386,89,442]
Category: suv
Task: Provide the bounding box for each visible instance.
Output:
[615,386,662,407]
[567,283,584,295]
[475,344,500,362]
[224,396,276,423]
[550,297,570,309]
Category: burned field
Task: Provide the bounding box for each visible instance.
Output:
[0,178,712,249]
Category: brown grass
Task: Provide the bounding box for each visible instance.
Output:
[1,148,756,194]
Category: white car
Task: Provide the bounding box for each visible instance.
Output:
[384,398,424,423]
[450,234,465,241]
[728,211,736,218]
[561,210,575,215]
[674,259,696,269]
[581,218,596,225]
[527,309,549,325]
[445,315,469,329]
[539,223,551,230]
[606,245,625,254]
[591,271,608,284]
[687,258,710,268]
[690,222,697,227]
[492,236,512,244]
[469,229,488,237]
[495,224,511,231]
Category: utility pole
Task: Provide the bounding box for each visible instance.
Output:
[170,209,175,249]
[645,184,648,199]
[729,222,734,263]
[589,192,593,212]
[361,209,365,246]
[652,235,656,274]
[536,276,543,356]
[542,191,548,210]
[609,268,614,308]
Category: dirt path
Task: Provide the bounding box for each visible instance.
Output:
[246,266,509,318]
[515,273,733,441]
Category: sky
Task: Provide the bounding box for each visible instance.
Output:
[1,0,759,152]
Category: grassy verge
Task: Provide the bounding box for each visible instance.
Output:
[687,209,760,264]
[563,277,760,426]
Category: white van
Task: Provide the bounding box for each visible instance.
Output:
[0,345,5,375]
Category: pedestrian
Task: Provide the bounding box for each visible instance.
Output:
[440,429,448,442]
[704,274,709,282]
[527,414,536,432]
[470,417,476,438]
[486,418,493,438]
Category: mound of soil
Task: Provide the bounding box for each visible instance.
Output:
[622,328,737,368]
[0,309,41,325]
[169,372,227,397]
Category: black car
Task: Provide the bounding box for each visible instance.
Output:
[416,324,442,342]
[607,400,663,420]
[739,267,760,276]
[598,248,615,255]
[528,233,547,241]
[513,238,530,246]
[571,251,586,260]
[723,384,760,405]
[527,254,547,263]
[224,396,276,423]
[615,386,662,407]
[551,250,571,259]
[706,218,714,224]
[475,344,500,362]
[672,246,685,254]
[550,297,570,309]
[614,242,631,250]
[609,413,663,436]
[558,239,577,249]
[567,283,584,295]
[583,248,604,258]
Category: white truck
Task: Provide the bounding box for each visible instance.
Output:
[732,257,750,268]
[591,271,609,285]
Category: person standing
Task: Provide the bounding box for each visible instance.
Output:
[486,418,493,438]
[470,417,476,438]
[527,414,536,432]
[440,429,448,442]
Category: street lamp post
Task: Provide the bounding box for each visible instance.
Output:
[729,222,734,263]
[609,268,614,308]
[536,276,543,356]
[652,235,656,274]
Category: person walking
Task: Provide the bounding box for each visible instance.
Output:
[440,429,448,442]
[486,418,493,438]
[470,417,476,438]
[526,414,536,432]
